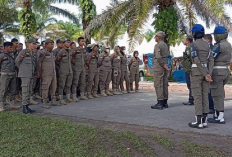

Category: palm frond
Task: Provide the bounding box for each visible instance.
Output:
[49,0,79,5]
[48,5,80,25]
[190,0,232,30]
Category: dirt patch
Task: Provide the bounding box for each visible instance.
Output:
[36,112,232,157]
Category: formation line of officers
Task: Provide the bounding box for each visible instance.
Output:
[0,37,140,114]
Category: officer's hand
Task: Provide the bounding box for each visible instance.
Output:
[163,64,171,71]
[205,75,213,82]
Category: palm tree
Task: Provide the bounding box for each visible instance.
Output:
[78,0,96,44]
[17,0,80,25]
[85,0,232,51]
[0,0,19,43]
[56,20,83,40]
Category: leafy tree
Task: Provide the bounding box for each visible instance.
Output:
[85,0,232,52]
[78,0,96,44]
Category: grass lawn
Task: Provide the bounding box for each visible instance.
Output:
[0,112,230,157]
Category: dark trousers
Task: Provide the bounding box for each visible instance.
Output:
[34,78,41,95]
[208,91,214,110]
[185,71,194,103]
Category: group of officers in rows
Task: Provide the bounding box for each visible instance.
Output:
[0,24,230,129]
[0,37,140,114]
[151,25,231,129]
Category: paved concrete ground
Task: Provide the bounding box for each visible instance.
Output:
[31,86,232,137]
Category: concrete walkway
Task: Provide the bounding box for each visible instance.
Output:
[31,88,232,137]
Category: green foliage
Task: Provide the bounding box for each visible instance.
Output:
[79,0,96,21]
[152,6,180,46]
[57,21,83,40]
[18,7,37,39]
[143,29,156,42]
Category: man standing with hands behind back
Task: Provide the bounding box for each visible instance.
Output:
[188,24,214,129]
[151,31,170,110]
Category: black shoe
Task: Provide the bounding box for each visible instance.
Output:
[22,105,32,114]
[163,99,168,108]
[207,118,225,124]
[151,100,163,110]
[26,105,35,113]
[183,102,194,105]
[188,115,204,129]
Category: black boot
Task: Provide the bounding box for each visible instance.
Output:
[188,115,204,129]
[26,105,35,113]
[23,105,31,114]
[163,99,168,108]
[151,100,163,110]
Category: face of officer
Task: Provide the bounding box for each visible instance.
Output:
[93,45,99,53]
[5,45,13,53]
[78,39,85,47]
[12,41,18,49]
[46,43,54,52]
[183,38,190,46]
[28,43,37,51]
[70,43,76,49]
[17,44,23,52]
[155,35,162,42]
[134,52,139,57]
[57,42,64,49]
[64,41,70,48]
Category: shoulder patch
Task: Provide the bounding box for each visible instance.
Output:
[190,43,198,58]
[211,43,220,58]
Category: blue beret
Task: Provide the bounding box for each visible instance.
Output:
[212,26,227,34]
[190,24,205,33]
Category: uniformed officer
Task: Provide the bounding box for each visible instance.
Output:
[151,31,170,110]
[188,24,214,129]
[11,38,22,102]
[56,39,73,105]
[111,46,122,95]
[182,35,194,105]
[98,46,113,96]
[53,39,64,97]
[207,26,231,124]
[128,51,140,93]
[15,38,38,114]
[0,42,20,111]
[120,46,130,93]
[71,37,88,101]
[37,39,60,109]
[86,44,100,99]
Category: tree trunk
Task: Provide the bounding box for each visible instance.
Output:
[80,0,96,45]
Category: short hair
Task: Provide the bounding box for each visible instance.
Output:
[11,38,18,43]
[70,42,76,46]
[186,35,193,43]
[41,41,45,45]
[18,43,23,46]
[4,42,13,47]
[204,34,213,43]
[77,37,85,43]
